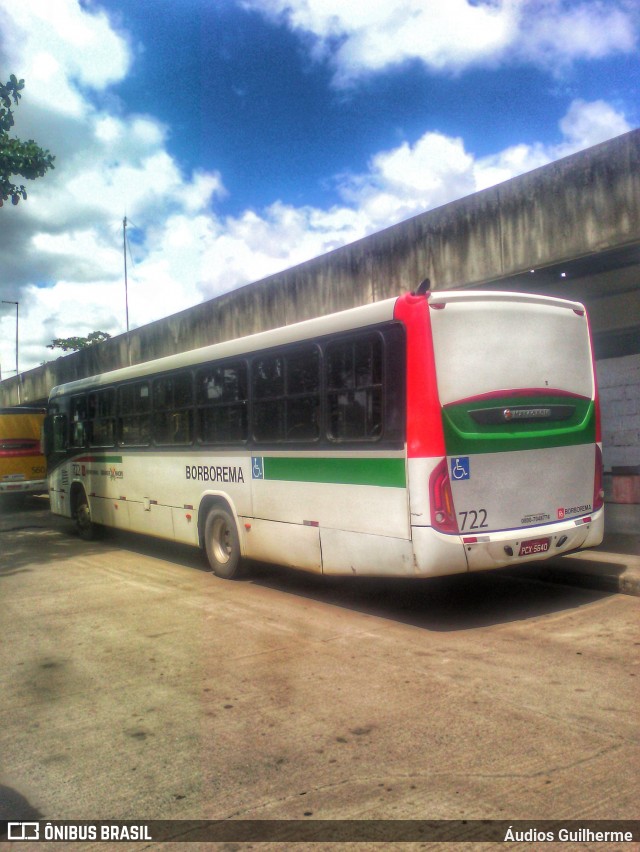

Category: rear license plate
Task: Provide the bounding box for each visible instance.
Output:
[519,537,550,557]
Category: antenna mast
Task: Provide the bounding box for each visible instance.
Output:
[123,215,129,333]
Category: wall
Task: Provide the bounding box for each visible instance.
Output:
[598,353,640,470]
[1,129,639,412]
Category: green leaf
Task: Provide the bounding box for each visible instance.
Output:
[0,75,54,207]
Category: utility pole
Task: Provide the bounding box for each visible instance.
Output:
[123,216,129,333]
[1,299,18,375]
[1,299,19,402]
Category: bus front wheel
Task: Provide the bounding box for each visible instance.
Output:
[75,491,95,541]
[204,507,241,579]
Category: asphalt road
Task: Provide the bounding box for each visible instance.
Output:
[0,496,638,850]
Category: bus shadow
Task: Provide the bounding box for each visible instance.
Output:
[0,524,113,576]
[0,497,611,631]
[90,530,612,631]
[242,560,610,632]
[90,526,211,572]
[62,529,611,631]
[0,494,210,576]
[71,528,607,630]
[42,522,608,631]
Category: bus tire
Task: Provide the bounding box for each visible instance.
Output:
[75,490,95,541]
[204,506,241,579]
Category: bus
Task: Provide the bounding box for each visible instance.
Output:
[43,288,604,579]
[0,407,47,495]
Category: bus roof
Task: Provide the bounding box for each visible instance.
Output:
[49,297,398,400]
[427,289,586,312]
[48,288,588,401]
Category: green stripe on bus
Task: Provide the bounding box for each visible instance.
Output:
[263,456,406,488]
[442,398,596,455]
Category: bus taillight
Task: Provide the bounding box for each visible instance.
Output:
[593,444,604,512]
[429,458,458,534]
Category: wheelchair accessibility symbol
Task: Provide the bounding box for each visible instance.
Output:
[451,456,470,481]
[252,456,264,479]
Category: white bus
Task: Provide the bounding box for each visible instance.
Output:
[44,288,604,579]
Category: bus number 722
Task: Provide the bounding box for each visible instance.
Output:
[458,509,489,531]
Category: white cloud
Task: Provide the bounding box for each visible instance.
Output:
[0,0,224,373]
[475,99,633,190]
[1,91,632,374]
[243,0,638,83]
[521,1,637,64]
[0,0,633,376]
[182,172,227,214]
[0,0,130,115]
[559,98,633,149]
[336,133,476,228]
[168,99,631,308]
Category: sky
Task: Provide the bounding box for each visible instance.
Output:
[0,0,638,375]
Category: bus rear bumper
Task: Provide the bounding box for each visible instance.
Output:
[410,509,604,576]
[0,478,48,495]
[462,508,605,572]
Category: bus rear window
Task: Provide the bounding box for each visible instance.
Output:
[430,300,594,405]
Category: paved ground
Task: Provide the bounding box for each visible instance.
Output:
[510,530,640,597]
[0,496,638,851]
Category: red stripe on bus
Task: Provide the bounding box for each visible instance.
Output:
[584,308,602,443]
[445,388,591,406]
[0,448,42,458]
[393,293,445,458]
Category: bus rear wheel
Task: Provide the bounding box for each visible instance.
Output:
[204,507,241,579]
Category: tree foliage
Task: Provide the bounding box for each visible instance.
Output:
[1,75,55,206]
[47,331,112,352]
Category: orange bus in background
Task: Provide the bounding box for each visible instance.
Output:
[0,407,47,495]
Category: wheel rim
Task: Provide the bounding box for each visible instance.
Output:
[211,517,232,565]
[77,503,91,530]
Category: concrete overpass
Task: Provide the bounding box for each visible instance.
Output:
[2,129,639,515]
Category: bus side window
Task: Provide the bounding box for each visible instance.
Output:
[70,395,89,448]
[285,346,320,441]
[253,355,285,442]
[326,334,383,442]
[118,382,151,446]
[197,362,248,444]
[53,414,68,452]
[88,388,115,447]
[252,347,320,444]
[153,373,193,445]
[382,324,406,445]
